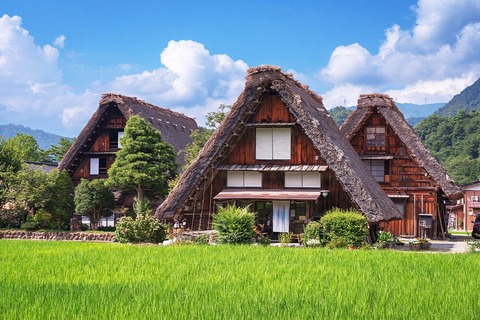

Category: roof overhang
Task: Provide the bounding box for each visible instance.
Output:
[213,188,327,201]
[216,164,328,172]
[360,155,394,160]
[388,194,410,199]
[467,201,480,208]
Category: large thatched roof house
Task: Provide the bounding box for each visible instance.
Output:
[340,93,462,238]
[59,94,198,186]
[156,66,402,235]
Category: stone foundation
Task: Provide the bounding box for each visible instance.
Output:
[0,230,115,242]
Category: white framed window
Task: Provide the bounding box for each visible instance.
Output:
[285,172,321,188]
[118,131,124,148]
[227,171,262,187]
[363,160,385,182]
[255,128,291,160]
[90,158,99,175]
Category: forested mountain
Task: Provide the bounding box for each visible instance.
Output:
[435,77,480,117]
[0,124,71,149]
[415,110,480,185]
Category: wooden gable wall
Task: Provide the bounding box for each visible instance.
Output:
[71,105,126,181]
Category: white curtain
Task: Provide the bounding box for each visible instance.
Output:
[273,201,290,232]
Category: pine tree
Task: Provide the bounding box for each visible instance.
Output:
[106,115,178,201]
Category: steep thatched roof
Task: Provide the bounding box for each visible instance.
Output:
[156,66,402,223]
[341,93,463,199]
[58,94,197,172]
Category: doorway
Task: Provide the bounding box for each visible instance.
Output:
[273,201,290,232]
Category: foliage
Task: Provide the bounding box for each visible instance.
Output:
[0,123,71,150]
[205,104,231,130]
[1,242,480,319]
[415,110,480,184]
[97,226,116,232]
[303,221,324,247]
[305,239,321,248]
[376,231,394,245]
[42,137,74,163]
[74,179,115,229]
[0,138,22,174]
[115,215,168,244]
[278,232,293,244]
[46,170,74,229]
[107,115,177,201]
[329,106,352,126]
[258,235,271,246]
[320,208,369,247]
[212,204,256,244]
[33,209,53,229]
[466,240,480,253]
[435,77,480,117]
[326,237,348,249]
[21,220,39,231]
[194,234,210,245]
[132,197,153,218]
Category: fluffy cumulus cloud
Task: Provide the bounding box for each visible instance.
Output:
[320,0,480,107]
[0,15,96,135]
[100,40,248,124]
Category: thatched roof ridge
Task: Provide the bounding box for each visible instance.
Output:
[340,93,462,199]
[58,94,197,172]
[156,66,402,223]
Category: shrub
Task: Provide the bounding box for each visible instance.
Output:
[33,209,53,229]
[326,237,348,249]
[376,231,394,249]
[98,226,116,232]
[115,215,168,244]
[194,234,209,245]
[278,232,293,245]
[320,208,368,247]
[21,221,38,231]
[466,240,480,253]
[80,223,89,231]
[305,239,321,248]
[258,235,271,246]
[212,205,256,244]
[303,221,324,247]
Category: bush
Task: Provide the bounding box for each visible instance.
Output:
[303,221,325,247]
[258,235,271,246]
[115,215,168,244]
[320,208,368,247]
[212,205,256,244]
[194,234,209,245]
[33,209,53,229]
[21,221,39,231]
[80,223,89,231]
[305,239,322,248]
[326,237,348,249]
[278,232,293,244]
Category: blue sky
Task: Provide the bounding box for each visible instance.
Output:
[1,0,480,137]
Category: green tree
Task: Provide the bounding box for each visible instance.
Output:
[8,134,44,162]
[205,104,231,130]
[74,179,115,229]
[42,137,74,163]
[329,106,352,126]
[47,170,75,229]
[0,138,22,173]
[107,115,177,201]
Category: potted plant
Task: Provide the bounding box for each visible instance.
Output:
[419,238,430,250]
[376,231,394,249]
[409,238,421,251]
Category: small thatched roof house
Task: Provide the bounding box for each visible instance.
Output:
[59,94,197,183]
[340,94,462,237]
[157,66,402,230]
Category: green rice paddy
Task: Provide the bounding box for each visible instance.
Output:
[0,240,478,319]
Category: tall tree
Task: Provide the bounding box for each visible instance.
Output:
[42,137,75,163]
[46,170,75,229]
[74,179,115,229]
[106,115,178,201]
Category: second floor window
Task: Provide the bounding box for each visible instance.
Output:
[255,128,291,160]
[366,127,385,147]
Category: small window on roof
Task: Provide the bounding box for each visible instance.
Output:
[366,127,386,147]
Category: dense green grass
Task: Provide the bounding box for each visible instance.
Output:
[0,241,478,319]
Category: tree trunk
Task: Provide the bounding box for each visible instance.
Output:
[137,186,144,201]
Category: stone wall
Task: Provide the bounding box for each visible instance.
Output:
[0,231,115,242]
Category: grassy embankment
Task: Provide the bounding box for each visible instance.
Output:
[0,240,478,319]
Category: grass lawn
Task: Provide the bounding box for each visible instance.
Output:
[0,241,478,319]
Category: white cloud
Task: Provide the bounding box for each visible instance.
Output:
[53,34,66,48]
[98,40,248,125]
[319,0,480,106]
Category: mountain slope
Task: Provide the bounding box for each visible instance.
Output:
[435,77,480,117]
[0,124,72,149]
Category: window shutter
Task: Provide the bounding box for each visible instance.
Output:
[90,158,99,175]
[272,128,291,159]
[302,172,321,188]
[227,171,244,187]
[256,128,273,160]
[244,171,262,187]
[285,172,302,188]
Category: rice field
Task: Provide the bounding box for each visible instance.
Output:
[0,240,478,319]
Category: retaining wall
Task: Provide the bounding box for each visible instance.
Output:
[0,231,115,242]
